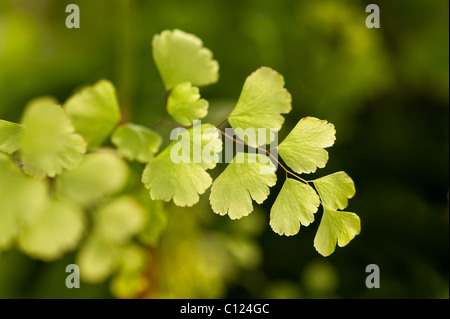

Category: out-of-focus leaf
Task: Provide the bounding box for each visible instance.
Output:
[0,120,24,154]
[0,156,47,251]
[138,198,167,247]
[94,196,146,244]
[20,97,86,179]
[64,80,121,149]
[110,272,148,299]
[76,234,118,284]
[56,152,128,206]
[116,244,147,274]
[111,124,162,163]
[19,199,85,261]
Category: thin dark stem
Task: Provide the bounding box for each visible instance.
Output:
[150,110,308,184]
[218,129,309,184]
[215,116,229,128]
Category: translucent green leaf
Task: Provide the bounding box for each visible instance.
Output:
[56,152,128,206]
[77,235,146,285]
[169,123,222,170]
[210,153,277,220]
[0,156,47,250]
[76,234,118,283]
[228,67,292,146]
[64,80,121,149]
[152,29,219,90]
[116,244,147,274]
[224,236,262,270]
[19,199,85,261]
[0,120,24,154]
[167,82,209,126]
[142,124,222,207]
[270,179,320,236]
[20,97,86,179]
[314,208,361,257]
[110,272,146,299]
[278,117,336,174]
[313,171,356,210]
[142,152,212,207]
[110,244,147,298]
[138,196,168,247]
[94,196,146,244]
[111,124,162,163]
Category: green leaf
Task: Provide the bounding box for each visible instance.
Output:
[111,124,162,163]
[77,233,146,285]
[76,233,118,283]
[64,80,121,149]
[314,208,361,257]
[56,152,128,206]
[116,244,147,274]
[19,199,85,261]
[0,120,24,154]
[110,271,146,299]
[142,124,222,207]
[167,82,209,126]
[278,117,336,174]
[20,97,87,179]
[137,195,168,247]
[210,153,277,220]
[94,196,146,244]
[152,29,219,90]
[142,152,212,207]
[313,171,356,210]
[270,179,320,236]
[228,67,292,146]
[110,244,147,298]
[171,123,222,170]
[0,156,47,251]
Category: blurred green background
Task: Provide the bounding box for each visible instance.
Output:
[0,0,448,298]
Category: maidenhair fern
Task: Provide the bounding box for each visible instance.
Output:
[0,29,360,291]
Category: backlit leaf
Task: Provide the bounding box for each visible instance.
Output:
[167,82,209,126]
[278,117,336,174]
[0,156,47,250]
[210,153,277,220]
[76,234,118,283]
[142,152,212,207]
[19,199,85,261]
[64,80,121,149]
[314,208,360,257]
[313,171,356,210]
[94,196,146,244]
[228,67,292,146]
[270,179,320,236]
[137,195,168,247]
[0,120,24,154]
[111,124,162,163]
[56,152,128,206]
[152,29,219,90]
[142,124,222,207]
[20,97,86,179]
